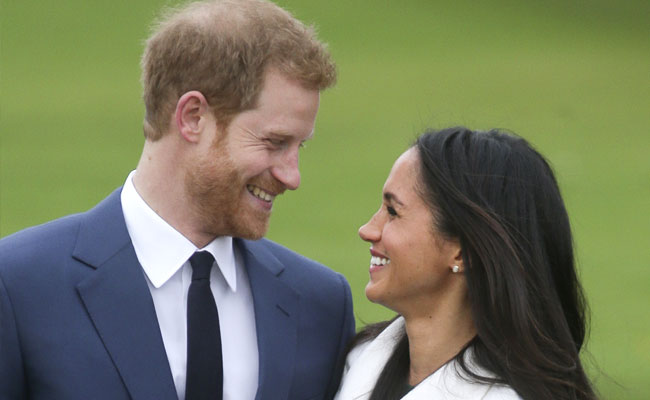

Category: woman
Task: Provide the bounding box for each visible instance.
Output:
[336,127,597,399]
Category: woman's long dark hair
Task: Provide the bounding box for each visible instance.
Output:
[356,127,597,400]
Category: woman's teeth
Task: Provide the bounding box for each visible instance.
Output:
[371,256,390,266]
[247,185,274,202]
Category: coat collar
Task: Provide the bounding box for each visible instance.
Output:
[336,316,404,399]
[236,238,300,400]
[73,188,178,400]
[336,317,499,400]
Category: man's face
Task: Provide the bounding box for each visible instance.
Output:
[186,69,320,239]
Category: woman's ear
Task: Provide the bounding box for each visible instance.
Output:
[174,91,210,143]
[449,245,464,274]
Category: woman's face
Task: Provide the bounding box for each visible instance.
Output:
[358,148,461,316]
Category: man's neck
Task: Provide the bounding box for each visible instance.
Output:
[133,140,216,248]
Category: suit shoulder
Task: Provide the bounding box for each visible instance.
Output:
[0,213,83,254]
[248,238,351,300]
[0,213,83,274]
[256,238,341,278]
[0,188,122,271]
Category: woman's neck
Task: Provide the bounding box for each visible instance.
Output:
[402,294,476,386]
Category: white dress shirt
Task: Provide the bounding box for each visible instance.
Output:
[121,171,258,400]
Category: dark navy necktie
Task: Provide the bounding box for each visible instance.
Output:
[185,251,223,400]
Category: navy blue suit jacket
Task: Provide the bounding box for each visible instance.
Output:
[0,189,355,399]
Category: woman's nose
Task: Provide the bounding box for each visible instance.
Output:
[359,213,381,243]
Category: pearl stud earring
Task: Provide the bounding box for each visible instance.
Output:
[452,265,460,273]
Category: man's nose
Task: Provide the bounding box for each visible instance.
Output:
[271,149,301,190]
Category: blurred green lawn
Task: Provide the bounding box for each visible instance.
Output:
[1,0,648,398]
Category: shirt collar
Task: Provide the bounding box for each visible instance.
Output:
[120,170,237,291]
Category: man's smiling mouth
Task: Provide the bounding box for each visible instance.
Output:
[247,184,275,202]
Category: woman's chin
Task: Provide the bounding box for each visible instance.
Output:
[365,282,391,308]
[364,282,380,304]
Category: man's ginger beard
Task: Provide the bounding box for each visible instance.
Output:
[184,134,283,240]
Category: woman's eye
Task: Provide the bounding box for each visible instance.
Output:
[386,206,398,217]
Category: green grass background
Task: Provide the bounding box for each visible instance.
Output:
[1,0,648,398]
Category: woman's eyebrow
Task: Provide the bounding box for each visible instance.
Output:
[383,191,404,206]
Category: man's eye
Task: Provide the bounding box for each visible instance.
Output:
[386,206,398,217]
[266,138,285,147]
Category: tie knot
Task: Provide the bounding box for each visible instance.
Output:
[189,251,215,281]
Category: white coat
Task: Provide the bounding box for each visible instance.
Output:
[335,317,522,400]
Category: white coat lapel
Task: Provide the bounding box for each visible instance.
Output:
[335,317,406,400]
[337,315,514,400]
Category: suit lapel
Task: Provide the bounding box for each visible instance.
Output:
[238,239,299,400]
[73,189,177,400]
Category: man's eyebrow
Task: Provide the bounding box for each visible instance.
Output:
[267,130,314,141]
[383,191,404,206]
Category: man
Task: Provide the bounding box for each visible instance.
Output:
[0,1,355,399]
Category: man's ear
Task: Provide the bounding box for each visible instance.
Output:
[174,91,211,143]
